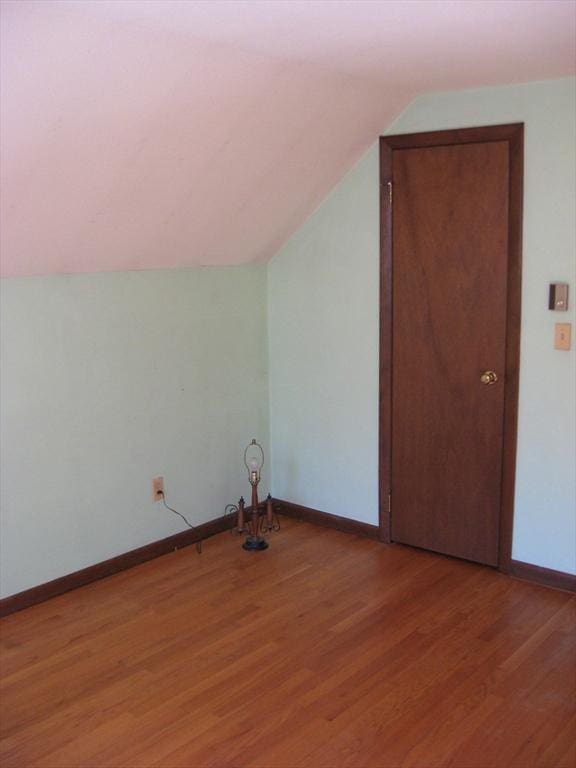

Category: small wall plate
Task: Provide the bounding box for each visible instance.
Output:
[549,283,569,311]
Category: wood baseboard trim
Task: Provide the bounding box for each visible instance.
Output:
[0,513,236,618]
[274,499,380,540]
[509,559,576,593]
[6,505,569,618]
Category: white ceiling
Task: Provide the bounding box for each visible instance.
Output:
[1,0,575,276]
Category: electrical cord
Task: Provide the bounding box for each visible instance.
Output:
[158,491,202,554]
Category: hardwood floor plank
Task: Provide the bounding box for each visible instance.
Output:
[0,518,574,768]
[535,713,576,768]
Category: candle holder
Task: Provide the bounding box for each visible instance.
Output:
[226,439,280,551]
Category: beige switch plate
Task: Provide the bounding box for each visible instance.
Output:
[554,323,571,351]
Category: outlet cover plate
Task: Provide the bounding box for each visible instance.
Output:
[152,476,164,501]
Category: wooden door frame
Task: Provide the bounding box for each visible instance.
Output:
[378,124,524,572]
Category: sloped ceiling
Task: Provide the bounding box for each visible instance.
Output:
[1,0,574,277]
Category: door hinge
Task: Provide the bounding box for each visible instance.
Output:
[387,492,391,513]
[387,180,393,205]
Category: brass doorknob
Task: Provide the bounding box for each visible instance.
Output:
[480,370,498,385]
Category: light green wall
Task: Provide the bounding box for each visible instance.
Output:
[0,267,269,597]
[268,78,576,573]
[268,147,380,524]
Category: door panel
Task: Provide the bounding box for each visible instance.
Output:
[390,141,510,566]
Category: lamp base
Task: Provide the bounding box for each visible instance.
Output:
[242,536,269,551]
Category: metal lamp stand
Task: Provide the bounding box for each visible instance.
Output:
[227,439,279,550]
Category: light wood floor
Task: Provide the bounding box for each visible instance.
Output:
[1,518,575,768]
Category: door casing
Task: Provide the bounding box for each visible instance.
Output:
[378,124,524,572]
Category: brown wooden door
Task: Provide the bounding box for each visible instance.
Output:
[379,125,523,568]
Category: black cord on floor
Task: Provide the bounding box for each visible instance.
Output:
[158,491,202,554]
